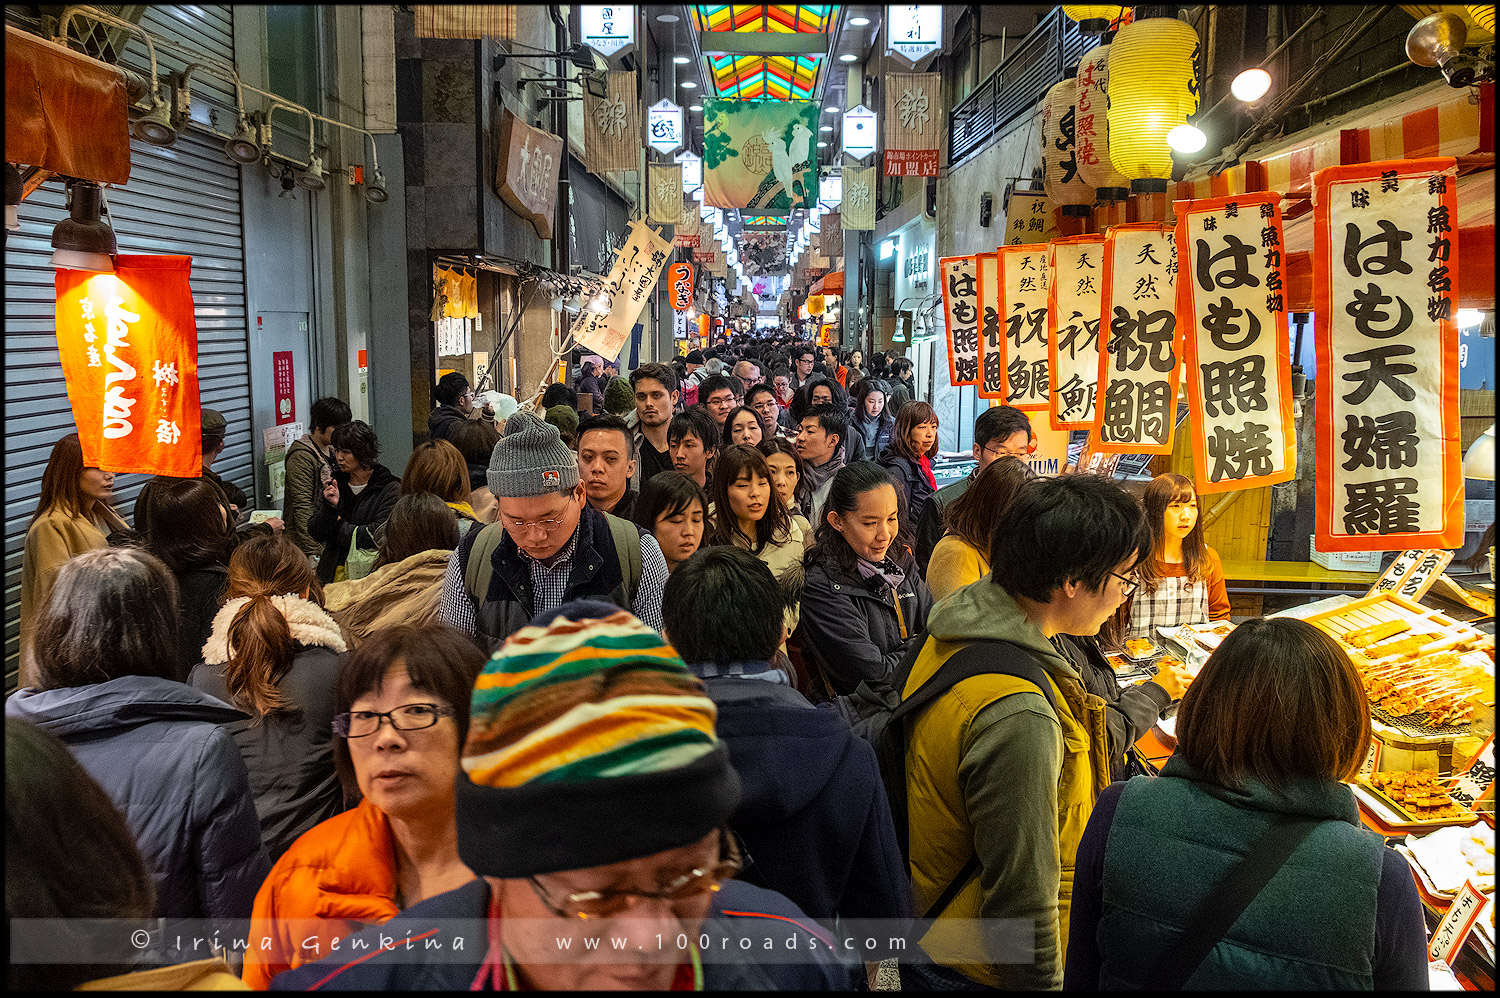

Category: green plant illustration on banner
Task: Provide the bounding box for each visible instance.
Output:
[703,99,818,211]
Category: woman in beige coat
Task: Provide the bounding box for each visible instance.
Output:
[705,445,809,634]
[19,433,130,686]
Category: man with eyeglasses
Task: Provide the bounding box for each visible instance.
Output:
[270,601,853,991]
[429,371,496,444]
[437,411,668,653]
[913,405,1035,578]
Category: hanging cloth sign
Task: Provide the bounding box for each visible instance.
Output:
[415,5,517,39]
[940,255,979,386]
[702,99,818,210]
[1313,158,1463,551]
[842,166,877,230]
[572,220,672,361]
[884,73,941,177]
[1177,191,1296,493]
[818,211,842,256]
[998,243,1052,411]
[648,164,683,224]
[974,252,1004,399]
[674,199,701,247]
[56,255,202,478]
[1047,234,1105,429]
[1094,222,1180,454]
[1003,189,1059,245]
[583,70,639,174]
[668,262,695,310]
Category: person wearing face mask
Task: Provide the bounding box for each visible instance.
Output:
[1117,473,1230,643]
[877,401,941,531]
[913,406,1034,577]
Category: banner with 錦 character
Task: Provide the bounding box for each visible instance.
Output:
[974,252,1005,399]
[1313,158,1462,551]
[583,70,640,175]
[1176,191,1296,493]
[1047,234,1105,429]
[940,255,979,386]
[884,73,941,177]
[1093,223,1180,454]
[572,220,673,361]
[648,165,683,225]
[999,244,1052,411]
[702,98,818,210]
[841,166,876,229]
[56,255,202,477]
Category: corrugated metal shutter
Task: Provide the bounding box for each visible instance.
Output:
[4,5,249,692]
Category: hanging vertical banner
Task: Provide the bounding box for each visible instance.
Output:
[818,211,842,256]
[668,262,695,310]
[1003,189,1059,245]
[940,255,979,386]
[702,98,818,210]
[998,243,1052,411]
[842,166,876,229]
[1177,191,1296,493]
[884,73,941,176]
[56,255,202,478]
[572,220,673,361]
[272,350,296,425]
[1313,158,1463,551]
[974,252,1005,399]
[583,70,639,174]
[648,164,683,224]
[1094,223,1180,454]
[674,198,701,247]
[1047,234,1105,429]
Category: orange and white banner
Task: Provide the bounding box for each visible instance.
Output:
[1176,191,1296,493]
[939,255,979,386]
[1094,223,1180,454]
[573,220,673,361]
[1313,158,1463,552]
[998,244,1051,412]
[1047,234,1104,429]
[56,256,201,477]
[975,252,1004,400]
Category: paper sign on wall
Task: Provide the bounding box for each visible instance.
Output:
[998,243,1051,411]
[1094,223,1180,454]
[1003,189,1058,246]
[1047,234,1104,429]
[940,255,979,386]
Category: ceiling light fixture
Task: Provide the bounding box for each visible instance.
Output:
[1167,123,1207,154]
[839,53,858,62]
[50,180,117,272]
[689,104,704,111]
[850,15,871,26]
[819,124,833,132]
[1230,67,1272,103]
[656,13,680,22]
[297,153,328,191]
[224,113,263,164]
[279,170,297,199]
[1406,12,1480,88]
[132,90,177,146]
[817,141,828,148]
[364,167,388,204]
[824,104,839,113]
[674,56,691,64]
[681,79,697,88]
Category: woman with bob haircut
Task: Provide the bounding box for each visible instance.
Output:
[723,404,766,448]
[1119,472,1230,642]
[242,622,485,989]
[1065,617,1427,990]
[633,470,709,574]
[401,439,483,537]
[878,400,941,530]
[925,454,1030,602]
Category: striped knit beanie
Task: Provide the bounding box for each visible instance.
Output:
[455,600,742,877]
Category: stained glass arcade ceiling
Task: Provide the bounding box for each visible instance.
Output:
[691,5,836,99]
[691,5,836,33]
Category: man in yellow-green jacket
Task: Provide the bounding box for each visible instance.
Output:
[902,475,1152,990]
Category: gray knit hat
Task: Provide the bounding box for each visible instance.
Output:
[489,410,580,497]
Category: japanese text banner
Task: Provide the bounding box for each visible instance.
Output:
[940,255,979,386]
[572,220,673,362]
[1094,223,1180,454]
[56,255,201,477]
[1176,191,1296,493]
[884,73,940,177]
[1003,190,1058,246]
[1047,234,1104,429]
[1313,158,1462,551]
[999,244,1051,411]
[975,252,1005,399]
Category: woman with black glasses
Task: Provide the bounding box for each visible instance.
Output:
[241,622,485,989]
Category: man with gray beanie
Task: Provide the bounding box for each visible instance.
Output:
[438,410,668,652]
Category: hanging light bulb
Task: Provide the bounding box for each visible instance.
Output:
[1167,124,1207,154]
[297,153,327,191]
[50,180,117,272]
[278,170,297,199]
[1230,68,1273,103]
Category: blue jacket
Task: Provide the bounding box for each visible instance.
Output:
[269,877,855,990]
[6,676,271,921]
[704,675,913,926]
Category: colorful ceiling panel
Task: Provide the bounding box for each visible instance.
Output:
[691,5,836,99]
[742,215,790,226]
[691,5,836,33]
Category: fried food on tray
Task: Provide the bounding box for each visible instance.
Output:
[1365,632,1442,660]
[1377,691,1424,717]
[1426,701,1474,726]
[1342,619,1410,648]
[1368,770,1472,820]
[1124,638,1155,657]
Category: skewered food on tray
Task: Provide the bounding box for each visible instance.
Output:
[1343,620,1410,648]
[1367,771,1472,821]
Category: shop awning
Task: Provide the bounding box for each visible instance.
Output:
[810,270,843,296]
[5,25,131,184]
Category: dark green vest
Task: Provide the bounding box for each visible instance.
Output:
[1097,757,1385,990]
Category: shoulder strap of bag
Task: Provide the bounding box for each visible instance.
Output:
[1144,816,1321,990]
[464,522,508,607]
[605,513,642,607]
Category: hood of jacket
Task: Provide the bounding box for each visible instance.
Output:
[924,572,1080,685]
[6,675,248,738]
[201,593,347,666]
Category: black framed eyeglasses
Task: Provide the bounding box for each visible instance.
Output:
[332,703,455,738]
[1111,570,1141,597]
[526,829,743,920]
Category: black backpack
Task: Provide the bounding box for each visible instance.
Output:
[846,634,1061,920]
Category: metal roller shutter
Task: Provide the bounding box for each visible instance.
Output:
[4,5,249,692]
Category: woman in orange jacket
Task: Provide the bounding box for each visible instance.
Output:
[241,624,485,989]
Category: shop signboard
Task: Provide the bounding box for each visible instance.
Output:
[939,255,979,386]
[496,109,564,239]
[884,73,941,177]
[668,262,695,311]
[886,4,943,64]
[648,164,683,224]
[702,98,818,210]
[580,5,634,57]
[1093,223,1180,454]
[676,150,702,191]
[842,105,878,161]
[1176,190,1296,493]
[647,98,684,155]
[1313,158,1463,551]
[1366,548,1454,601]
[974,252,1004,399]
[1046,234,1104,429]
[272,350,295,425]
[998,243,1051,411]
[1003,189,1058,245]
[572,219,672,361]
[583,70,639,174]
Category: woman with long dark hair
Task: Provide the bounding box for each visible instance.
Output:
[705,445,809,638]
[140,478,234,680]
[878,400,941,529]
[796,462,932,698]
[759,437,813,530]
[1119,473,1230,643]
[846,377,896,464]
[926,455,1031,602]
[723,404,766,448]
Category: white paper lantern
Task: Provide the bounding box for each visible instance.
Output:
[1041,78,1095,209]
[1075,41,1130,199]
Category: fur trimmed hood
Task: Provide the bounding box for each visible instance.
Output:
[201,593,347,665]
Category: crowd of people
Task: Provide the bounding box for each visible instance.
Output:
[8,334,1427,991]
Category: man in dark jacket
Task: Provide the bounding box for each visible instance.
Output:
[269,601,854,992]
[427,371,496,443]
[577,414,637,521]
[913,405,1033,577]
[282,395,350,559]
[663,548,913,942]
[308,420,401,583]
[133,408,252,530]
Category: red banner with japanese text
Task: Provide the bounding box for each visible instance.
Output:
[273,350,296,425]
[1176,191,1296,493]
[1094,223,1180,454]
[998,244,1052,411]
[668,262,695,311]
[940,255,979,387]
[974,252,1005,399]
[1047,234,1104,429]
[1313,158,1462,551]
[56,255,201,477]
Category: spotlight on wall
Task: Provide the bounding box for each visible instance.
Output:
[50,180,117,272]
[364,167,388,204]
[1230,67,1273,103]
[225,114,263,164]
[278,170,297,199]
[1167,123,1208,154]
[1407,12,1480,88]
[132,91,177,146]
[296,154,327,191]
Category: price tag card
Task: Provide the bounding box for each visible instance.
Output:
[1428,878,1491,965]
[1367,548,1455,601]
